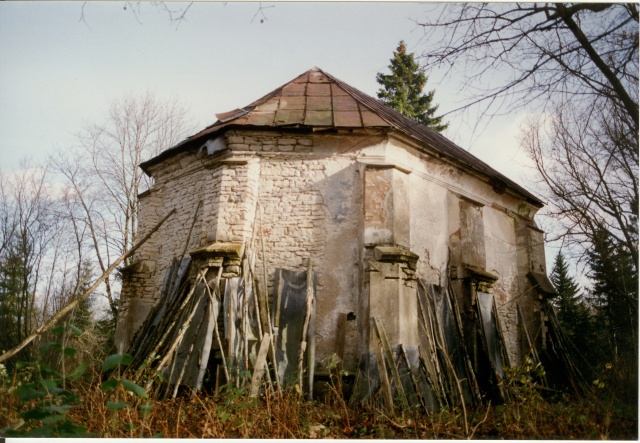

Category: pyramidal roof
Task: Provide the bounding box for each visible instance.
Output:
[142,67,541,206]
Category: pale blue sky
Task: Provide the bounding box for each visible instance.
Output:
[0,1,532,187]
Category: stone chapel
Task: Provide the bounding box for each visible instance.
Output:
[114,68,560,400]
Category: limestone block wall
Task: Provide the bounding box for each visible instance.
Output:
[199,163,223,245]
[211,158,260,243]
[116,151,207,349]
[116,127,548,369]
[233,131,367,372]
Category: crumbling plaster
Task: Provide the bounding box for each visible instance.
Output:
[116,127,547,371]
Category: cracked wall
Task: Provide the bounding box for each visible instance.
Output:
[116,128,549,370]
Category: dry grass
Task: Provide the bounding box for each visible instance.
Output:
[1,373,637,439]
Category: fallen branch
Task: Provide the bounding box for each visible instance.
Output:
[0,208,176,364]
[468,402,491,440]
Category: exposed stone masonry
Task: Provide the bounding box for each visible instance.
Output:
[116,126,550,371]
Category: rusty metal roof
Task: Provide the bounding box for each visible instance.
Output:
[141,67,542,206]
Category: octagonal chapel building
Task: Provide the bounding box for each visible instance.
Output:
[114,68,560,400]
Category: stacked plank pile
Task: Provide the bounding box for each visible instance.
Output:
[124,248,317,400]
[351,281,511,414]
[123,253,584,408]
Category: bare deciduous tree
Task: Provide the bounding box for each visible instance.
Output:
[0,163,58,358]
[52,93,193,318]
[522,97,638,271]
[77,93,192,255]
[417,3,639,128]
[1,94,192,363]
[522,95,638,390]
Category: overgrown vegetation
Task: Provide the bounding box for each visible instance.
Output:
[1,327,637,439]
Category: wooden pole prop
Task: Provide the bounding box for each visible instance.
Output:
[400,344,428,413]
[257,201,281,393]
[297,261,314,397]
[371,317,394,416]
[373,317,409,409]
[206,268,230,383]
[0,209,176,364]
[249,333,272,397]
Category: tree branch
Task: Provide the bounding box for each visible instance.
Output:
[0,208,176,364]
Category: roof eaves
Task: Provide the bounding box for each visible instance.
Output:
[317,68,543,207]
[141,72,315,173]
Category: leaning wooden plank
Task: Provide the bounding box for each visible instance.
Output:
[249,333,272,397]
[416,294,439,395]
[373,317,409,409]
[438,340,469,436]
[400,344,428,413]
[475,292,503,378]
[192,282,218,391]
[256,277,281,392]
[274,269,283,331]
[475,293,506,402]
[371,318,394,416]
[178,200,202,261]
[274,269,309,391]
[246,257,273,393]
[224,278,237,379]
[297,262,314,398]
[228,278,244,388]
[251,266,264,337]
[426,285,460,407]
[242,258,251,378]
[160,268,211,394]
[127,258,178,357]
[416,284,445,402]
[130,259,192,369]
[419,353,448,409]
[257,202,282,393]
[517,303,541,365]
[307,271,316,400]
[0,208,176,364]
[257,201,274,339]
[148,274,209,388]
[164,346,181,398]
[133,271,204,382]
[254,278,271,351]
[446,284,482,403]
[160,199,201,313]
[171,341,195,399]
[206,270,230,384]
[492,298,511,368]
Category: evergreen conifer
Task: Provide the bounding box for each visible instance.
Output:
[550,252,581,331]
[588,230,638,364]
[376,41,448,132]
[550,251,598,375]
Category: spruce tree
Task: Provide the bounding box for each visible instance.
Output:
[376,41,448,132]
[550,251,581,330]
[588,230,638,364]
[550,251,598,373]
[588,230,638,402]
